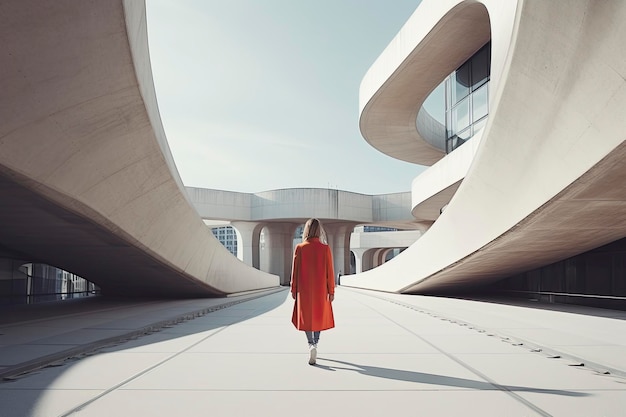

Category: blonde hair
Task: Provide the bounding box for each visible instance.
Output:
[302,218,327,244]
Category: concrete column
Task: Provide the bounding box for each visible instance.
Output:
[230,221,264,269]
[352,248,379,273]
[362,248,376,272]
[351,248,366,274]
[324,222,356,281]
[381,248,394,264]
[262,222,298,285]
[373,248,387,268]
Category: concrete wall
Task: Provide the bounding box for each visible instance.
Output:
[0,0,278,296]
[351,231,421,250]
[188,187,417,226]
[343,0,626,293]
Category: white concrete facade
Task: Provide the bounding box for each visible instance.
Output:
[187,187,423,284]
[350,230,421,274]
[186,187,418,226]
[5,0,623,299]
[342,0,626,293]
[0,1,279,296]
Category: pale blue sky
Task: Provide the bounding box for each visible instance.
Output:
[146,0,425,195]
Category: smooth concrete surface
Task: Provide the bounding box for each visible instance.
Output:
[187,187,418,227]
[345,0,626,293]
[0,0,278,297]
[350,230,421,273]
[350,230,420,250]
[0,289,282,381]
[1,288,625,416]
[189,188,422,282]
[359,1,496,165]
[410,130,482,221]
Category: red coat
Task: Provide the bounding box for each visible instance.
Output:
[290,237,335,331]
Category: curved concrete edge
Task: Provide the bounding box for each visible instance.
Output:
[343,0,626,293]
[122,0,189,204]
[0,0,279,295]
[358,0,496,165]
[410,130,483,221]
[415,107,446,151]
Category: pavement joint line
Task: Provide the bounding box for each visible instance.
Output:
[0,287,284,382]
[353,289,626,382]
[57,292,281,417]
[0,299,166,328]
[349,291,555,417]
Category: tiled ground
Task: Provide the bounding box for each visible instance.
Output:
[1,288,625,416]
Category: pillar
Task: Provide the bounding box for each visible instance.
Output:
[362,248,376,272]
[351,248,366,274]
[324,222,356,281]
[373,248,387,268]
[230,221,264,269]
[261,222,298,285]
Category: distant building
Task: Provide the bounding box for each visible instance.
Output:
[0,260,97,306]
[211,226,238,257]
[360,226,397,233]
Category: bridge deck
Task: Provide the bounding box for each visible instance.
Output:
[1,288,625,416]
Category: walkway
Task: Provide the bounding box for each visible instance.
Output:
[1,288,625,416]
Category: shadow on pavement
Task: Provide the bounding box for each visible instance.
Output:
[0,289,291,417]
[315,358,589,397]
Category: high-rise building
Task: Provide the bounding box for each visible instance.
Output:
[211,226,238,257]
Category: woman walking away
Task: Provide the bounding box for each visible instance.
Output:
[291,218,335,365]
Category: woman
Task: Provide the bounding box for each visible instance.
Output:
[290,218,335,365]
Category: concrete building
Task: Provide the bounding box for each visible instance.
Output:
[0,0,279,298]
[341,0,626,308]
[187,187,422,285]
[210,226,238,257]
[0,0,419,301]
[350,227,420,274]
[2,0,625,309]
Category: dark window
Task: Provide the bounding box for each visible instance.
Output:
[445,41,491,153]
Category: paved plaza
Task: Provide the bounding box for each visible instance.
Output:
[1,287,625,416]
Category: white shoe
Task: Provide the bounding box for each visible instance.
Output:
[308,344,317,365]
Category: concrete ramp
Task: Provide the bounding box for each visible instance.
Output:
[0,0,279,296]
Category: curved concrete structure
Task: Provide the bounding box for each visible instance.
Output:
[350,229,420,273]
[0,0,278,297]
[343,0,626,293]
[187,187,420,227]
[187,187,423,284]
[358,1,492,165]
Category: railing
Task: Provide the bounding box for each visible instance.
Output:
[497,289,626,311]
[502,290,626,300]
[0,289,101,306]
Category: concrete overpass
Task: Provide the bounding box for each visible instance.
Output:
[186,187,424,284]
[350,229,421,274]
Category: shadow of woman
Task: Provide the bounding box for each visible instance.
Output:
[315,358,588,397]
